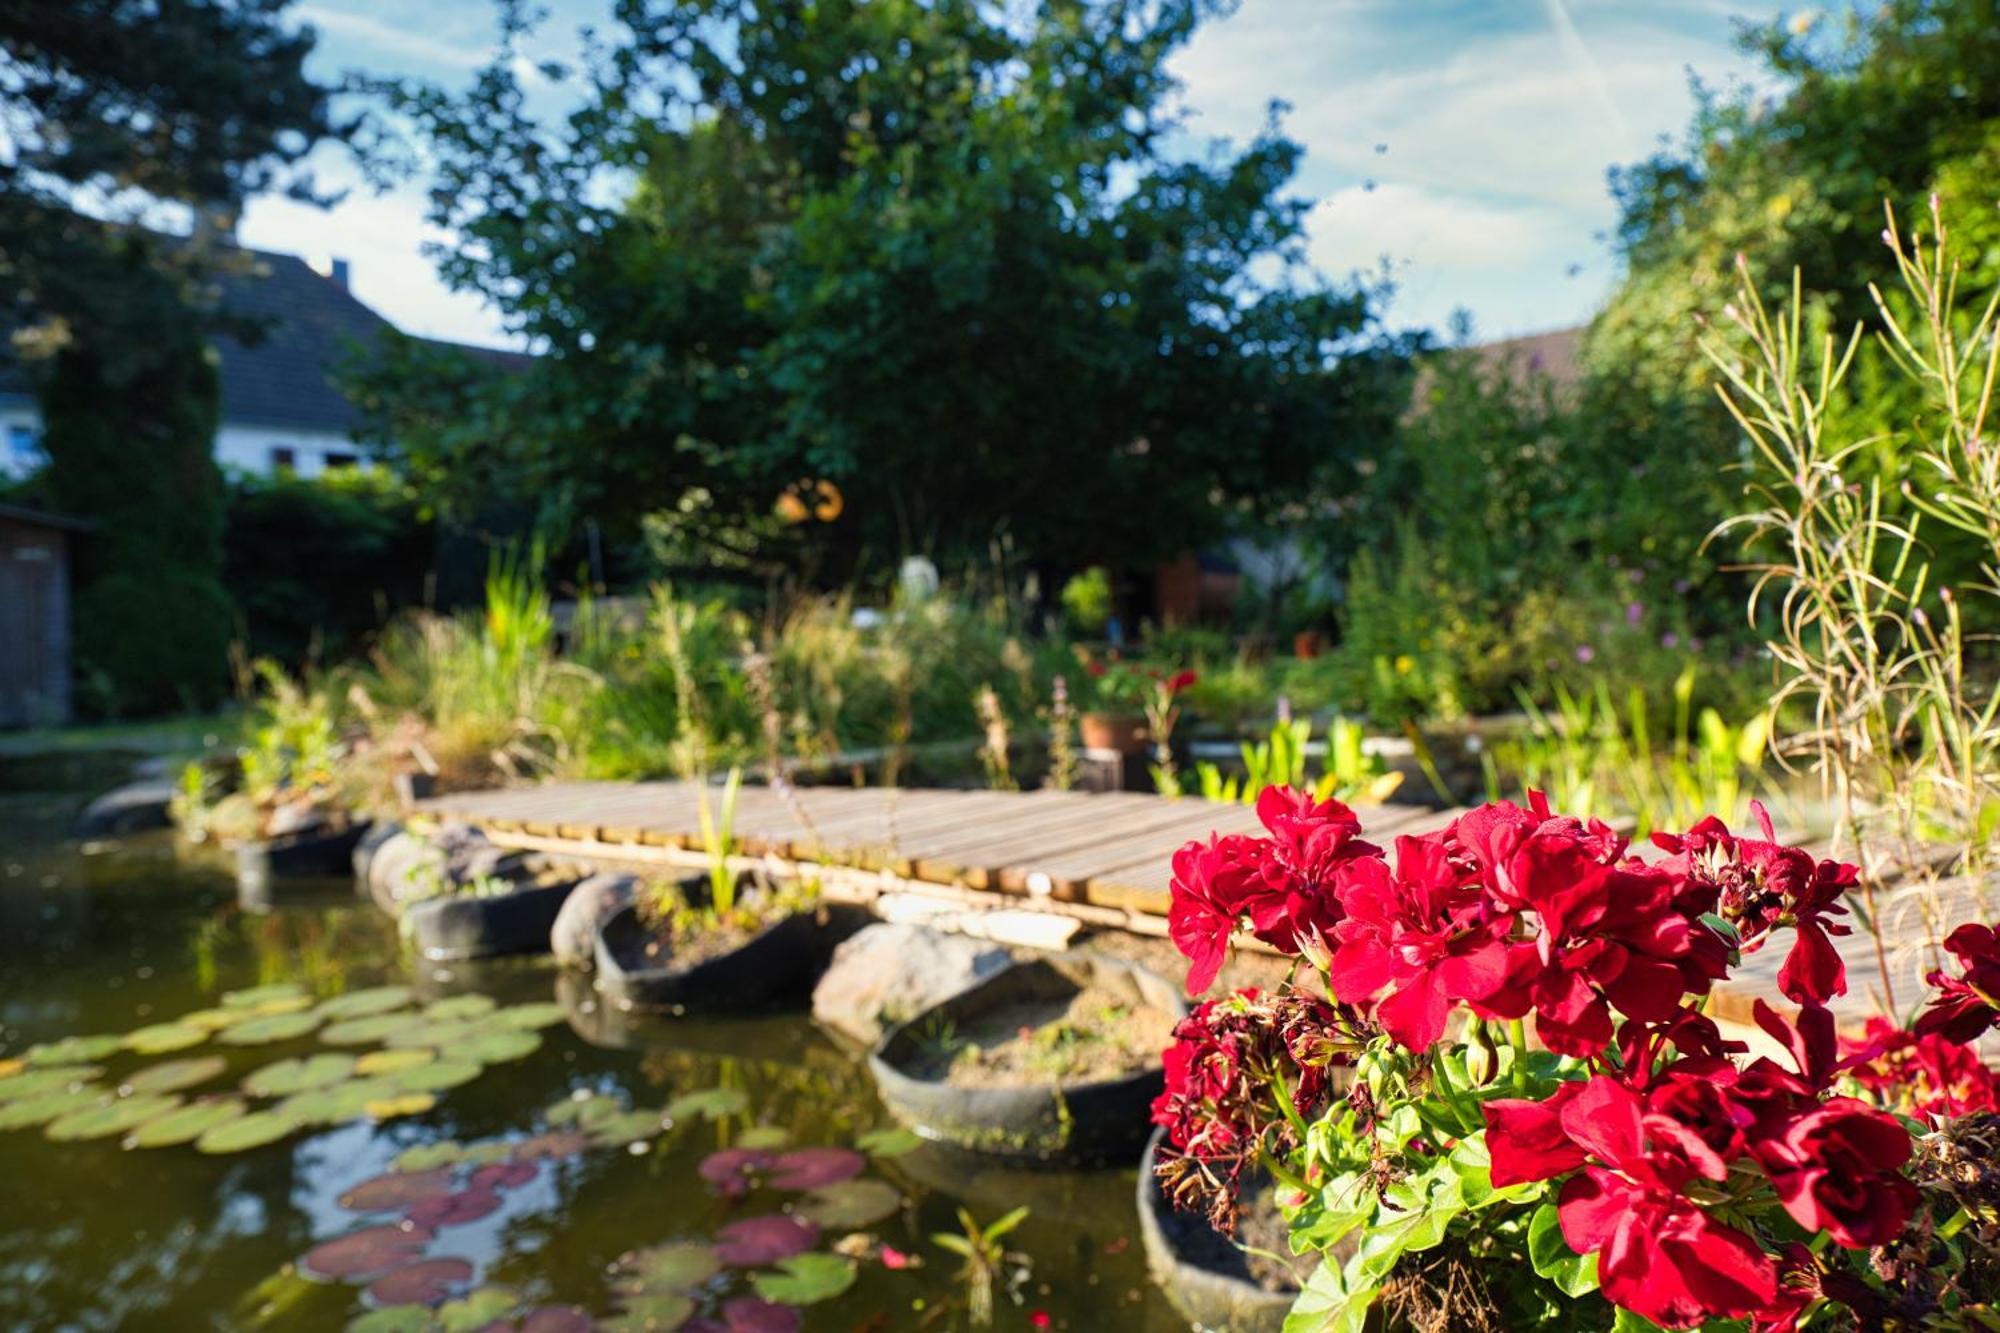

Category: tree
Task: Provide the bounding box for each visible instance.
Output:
[356,0,1414,582]
[0,0,339,712]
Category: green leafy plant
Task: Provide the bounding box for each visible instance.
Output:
[1059,568,1113,636]
[931,1206,1031,1327]
[1196,717,1402,807]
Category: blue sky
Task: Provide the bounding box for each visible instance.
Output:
[239,0,1793,349]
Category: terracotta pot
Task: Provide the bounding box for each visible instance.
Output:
[1079,710,1149,755]
[1293,629,1323,660]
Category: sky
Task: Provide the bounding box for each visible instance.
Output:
[238,0,1792,351]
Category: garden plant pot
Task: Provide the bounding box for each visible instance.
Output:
[1292,629,1323,660]
[402,878,581,962]
[1079,711,1149,755]
[592,899,871,1013]
[1137,1127,1306,1333]
[867,952,1185,1165]
[235,821,371,900]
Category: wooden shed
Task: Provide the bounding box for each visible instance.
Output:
[0,503,88,728]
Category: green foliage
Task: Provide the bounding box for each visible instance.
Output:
[1058,569,1113,636]
[359,0,1414,575]
[1195,715,1401,807]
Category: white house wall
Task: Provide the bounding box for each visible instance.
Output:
[213,422,370,478]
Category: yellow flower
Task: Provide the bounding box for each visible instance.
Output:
[1394,654,1414,675]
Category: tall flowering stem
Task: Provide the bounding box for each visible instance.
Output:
[1151,785,1999,1328]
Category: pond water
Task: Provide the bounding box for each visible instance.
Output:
[0,761,1190,1331]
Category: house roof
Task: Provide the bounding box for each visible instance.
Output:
[1466,325,1585,391]
[0,502,93,532]
[0,246,532,437]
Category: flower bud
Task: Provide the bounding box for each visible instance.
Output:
[1464,1022,1500,1087]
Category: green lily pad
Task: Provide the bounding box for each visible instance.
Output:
[386,1059,483,1095]
[436,1286,518,1332]
[24,1035,124,1066]
[124,1022,209,1055]
[856,1126,923,1157]
[320,1013,425,1046]
[423,994,497,1022]
[178,1007,249,1031]
[737,1125,792,1150]
[362,1091,436,1120]
[125,1097,249,1148]
[459,1028,539,1064]
[0,1086,106,1130]
[0,1065,103,1101]
[196,1109,303,1153]
[274,1077,401,1125]
[217,1012,320,1046]
[346,1308,430,1333]
[798,1178,904,1228]
[585,1109,665,1145]
[244,993,315,1017]
[243,1053,357,1098]
[665,1087,748,1121]
[496,1002,566,1030]
[750,1252,856,1305]
[608,1292,694,1328]
[354,1048,436,1076]
[123,1056,229,1095]
[47,1093,182,1141]
[222,982,309,1009]
[316,985,414,1020]
[620,1242,721,1293]
[545,1093,620,1126]
[391,1140,464,1172]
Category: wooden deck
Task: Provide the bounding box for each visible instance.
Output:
[413,780,1990,1033]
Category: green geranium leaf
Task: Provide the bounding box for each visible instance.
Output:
[1282,1256,1375,1333]
[1527,1202,1600,1298]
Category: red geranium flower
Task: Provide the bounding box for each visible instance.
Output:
[1915,922,2000,1044]
[1559,1168,1777,1328]
[1167,834,1284,995]
[1750,1097,1918,1249]
[1843,1015,2000,1122]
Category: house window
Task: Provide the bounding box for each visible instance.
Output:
[323,452,358,470]
[269,446,297,471]
[6,423,45,475]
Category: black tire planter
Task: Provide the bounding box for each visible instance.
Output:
[403,879,580,962]
[867,953,1185,1166]
[235,822,372,900]
[1137,1127,1303,1333]
[350,821,403,889]
[592,900,870,1013]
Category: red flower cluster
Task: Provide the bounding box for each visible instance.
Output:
[1915,922,2000,1044]
[1844,1015,2000,1123]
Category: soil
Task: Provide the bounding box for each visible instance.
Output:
[909,981,1176,1087]
[1157,1173,1310,1294]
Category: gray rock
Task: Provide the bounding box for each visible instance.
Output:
[364,829,441,915]
[550,872,638,970]
[812,923,1011,1047]
[72,779,175,838]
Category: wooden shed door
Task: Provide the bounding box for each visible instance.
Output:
[0,545,58,727]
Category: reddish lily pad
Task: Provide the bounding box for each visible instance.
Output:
[299,1223,435,1281]
[365,1256,474,1307]
[713,1215,820,1267]
[518,1307,593,1333]
[722,1297,804,1332]
[699,1147,775,1197]
[766,1147,865,1190]
[508,1130,589,1161]
[405,1187,502,1229]
[339,1168,457,1212]
[468,1160,536,1192]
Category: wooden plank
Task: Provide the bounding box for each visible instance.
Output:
[911,798,1257,891]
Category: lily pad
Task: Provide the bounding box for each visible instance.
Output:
[363,1092,438,1121]
[737,1125,792,1150]
[217,1012,320,1046]
[458,1028,540,1064]
[608,1292,695,1329]
[299,1223,435,1281]
[179,1007,249,1032]
[123,1056,229,1096]
[619,1241,721,1293]
[406,1186,501,1228]
[317,985,414,1020]
[385,1059,483,1095]
[713,1215,820,1267]
[382,1019,484,1051]
[46,1093,182,1142]
[196,1109,303,1153]
[222,982,309,1009]
[796,1178,903,1228]
[717,1297,803,1332]
[275,1077,401,1125]
[766,1147,864,1190]
[125,1098,249,1148]
[423,994,497,1021]
[391,1141,465,1173]
[518,1307,594,1333]
[666,1087,749,1121]
[243,1053,357,1098]
[24,1035,124,1066]
[584,1109,665,1146]
[246,993,317,1017]
[355,1048,436,1077]
[749,1253,855,1305]
[468,1160,536,1192]
[855,1126,922,1157]
[346,1308,430,1333]
[366,1256,474,1307]
[0,1086,106,1130]
[0,1065,102,1101]
[320,1013,426,1046]
[435,1285,518,1332]
[545,1093,621,1126]
[339,1167,457,1212]
[123,1022,209,1055]
[496,1002,566,1030]
[508,1130,589,1161]
[699,1147,774,1197]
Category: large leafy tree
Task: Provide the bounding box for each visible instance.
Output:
[358,0,1413,581]
[0,0,338,711]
